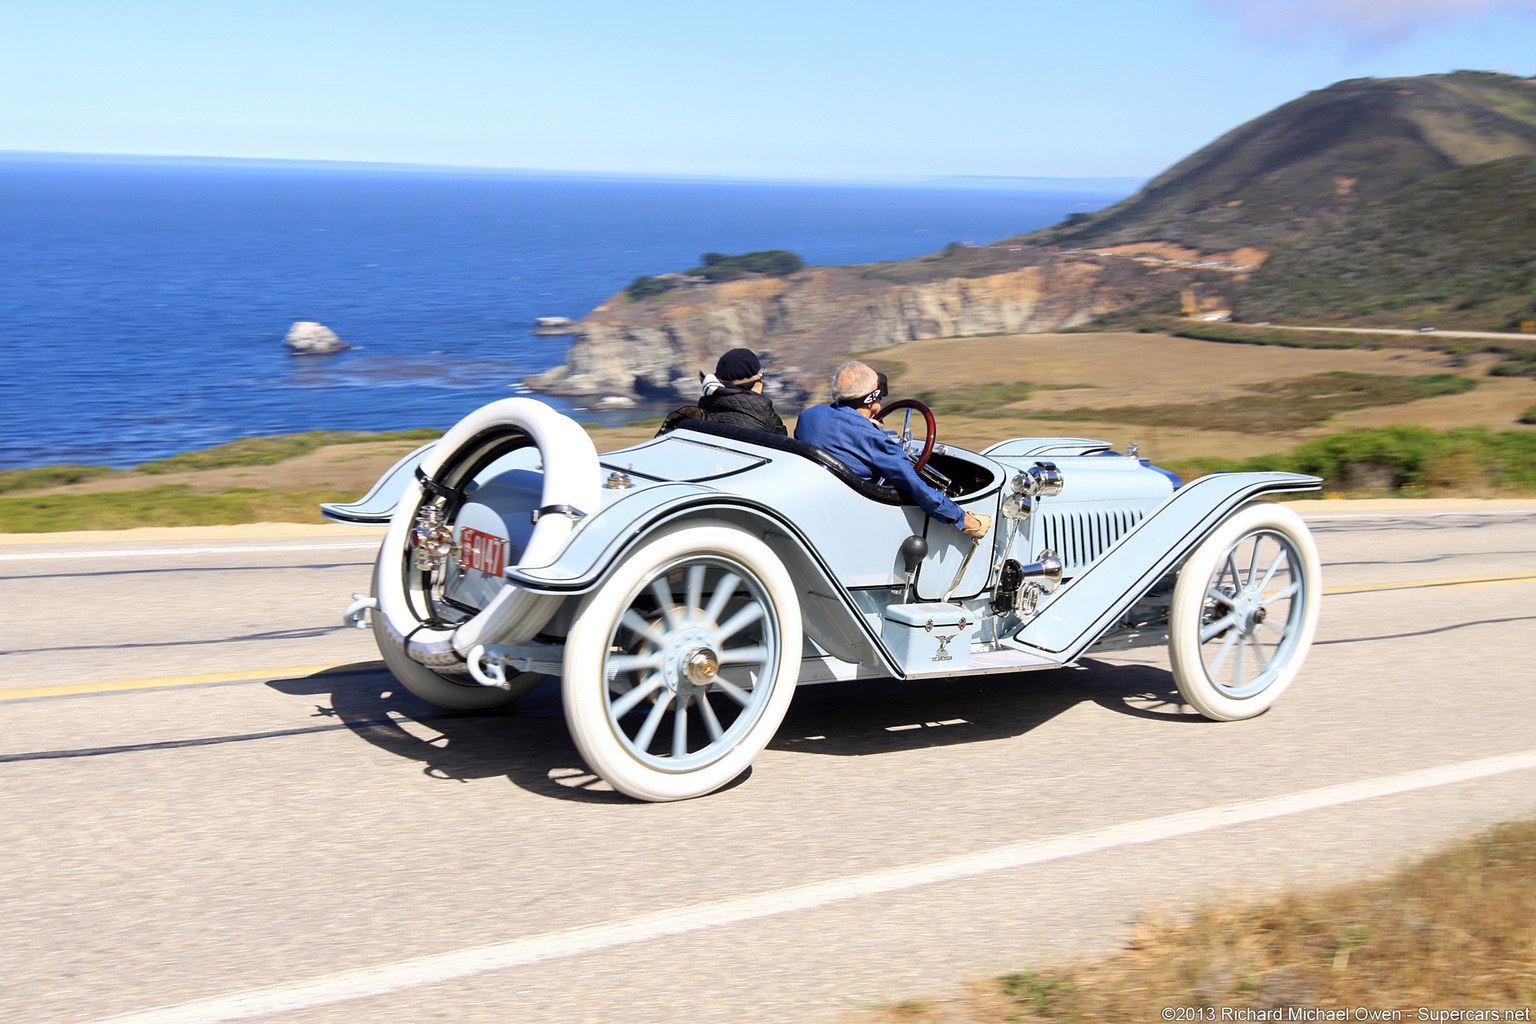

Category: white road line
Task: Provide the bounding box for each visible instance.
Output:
[1304,509,1536,521]
[93,748,1536,1024]
[0,543,379,562]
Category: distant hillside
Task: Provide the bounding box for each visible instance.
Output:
[1020,72,1536,255]
[1241,154,1536,328]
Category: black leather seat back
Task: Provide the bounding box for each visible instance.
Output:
[674,418,907,505]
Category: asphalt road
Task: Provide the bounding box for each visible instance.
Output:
[3,506,1535,1024]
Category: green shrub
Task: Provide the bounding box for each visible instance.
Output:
[1172,324,1361,349]
[624,275,673,301]
[686,249,804,282]
[1198,425,1536,493]
[1488,349,1536,377]
[1521,404,1536,425]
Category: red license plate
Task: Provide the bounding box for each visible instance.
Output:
[457,528,507,576]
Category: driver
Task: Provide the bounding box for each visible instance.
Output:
[795,360,990,538]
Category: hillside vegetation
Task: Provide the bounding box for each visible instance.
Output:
[1170,424,1536,493]
[625,249,804,301]
[1020,72,1536,255]
[1242,154,1536,328]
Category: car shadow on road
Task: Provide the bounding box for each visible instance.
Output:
[768,657,1202,756]
[268,656,1200,802]
[265,666,638,804]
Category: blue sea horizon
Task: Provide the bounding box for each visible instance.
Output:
[0,155,1131,469]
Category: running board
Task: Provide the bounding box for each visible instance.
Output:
[795,646,1059,685]
[904,647,1059,679]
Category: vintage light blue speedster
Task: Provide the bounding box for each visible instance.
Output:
[327,397,1322,801]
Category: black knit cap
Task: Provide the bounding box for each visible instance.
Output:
[715,348,761,384]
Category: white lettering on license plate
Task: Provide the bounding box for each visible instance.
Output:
[457,528,507,577]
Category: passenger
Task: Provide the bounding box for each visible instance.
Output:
[654,404,704,437]
[697,348,787,436]
[796,360,991,538]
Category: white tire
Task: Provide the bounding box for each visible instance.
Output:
[1168,502,1321,721]
[563,523,802,802]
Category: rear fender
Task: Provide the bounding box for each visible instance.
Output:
[1005,471,1321,663]
[320,441,437,525]
[508,487,899,674]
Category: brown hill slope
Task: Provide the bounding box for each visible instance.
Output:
[1021,71,1536,255]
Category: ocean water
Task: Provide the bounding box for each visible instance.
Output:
[0,158,1125,469]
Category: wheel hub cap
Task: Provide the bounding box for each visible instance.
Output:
[684,648,719,687]
[661,626,717,694]
[1228,590,1265,635]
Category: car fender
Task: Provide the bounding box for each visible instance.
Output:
[508,484,901,675]
[1006,471,1322,662]
[320,441,437,525]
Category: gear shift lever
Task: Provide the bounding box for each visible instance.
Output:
[899,535,928,603]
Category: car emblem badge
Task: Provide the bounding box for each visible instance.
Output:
[932,634,955,662]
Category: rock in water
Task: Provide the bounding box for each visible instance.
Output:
[284,321,349,354]
[533,316,579,336]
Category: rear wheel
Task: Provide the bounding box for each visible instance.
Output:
[563,524,802,801]
[1168,502,1321,721]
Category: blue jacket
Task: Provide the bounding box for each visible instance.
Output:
[794,404,965,525]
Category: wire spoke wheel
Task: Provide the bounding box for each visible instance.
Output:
[563,524,801,801]
[604,557,780,771]
[1169,503,1321,721]
[1196,530,1303,698]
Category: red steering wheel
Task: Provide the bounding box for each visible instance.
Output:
[873,398,937,473]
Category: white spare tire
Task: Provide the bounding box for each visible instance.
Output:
[371,398,600,707]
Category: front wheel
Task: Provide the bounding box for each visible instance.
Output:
[562,523,802,801]
[1168,502,1321,721]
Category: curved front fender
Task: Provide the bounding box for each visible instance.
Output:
[1007,471,1322,661]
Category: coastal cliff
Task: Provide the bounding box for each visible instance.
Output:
[528,71,1536,403]
[527,251,1232,402]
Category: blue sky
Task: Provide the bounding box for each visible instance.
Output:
[3,0,1534,181]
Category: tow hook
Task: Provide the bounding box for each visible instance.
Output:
[343,593,377,630]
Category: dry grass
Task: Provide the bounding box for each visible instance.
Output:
[1040,372,1477,434]
[851,818,1536,1023]
[0,486,338,533]
[0,421,695,532]
[7,330,1536,531]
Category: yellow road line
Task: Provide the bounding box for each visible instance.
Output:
[0,663,375,702]
[1323,572,1536,596]
[6,572,1535,702]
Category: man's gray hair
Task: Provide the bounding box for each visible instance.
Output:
[830,360,878,403]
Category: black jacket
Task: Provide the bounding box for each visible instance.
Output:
[698,386,787,435]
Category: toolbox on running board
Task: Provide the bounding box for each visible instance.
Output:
[882,603,974,673]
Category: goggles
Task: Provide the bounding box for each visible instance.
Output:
[836,371,889,408]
